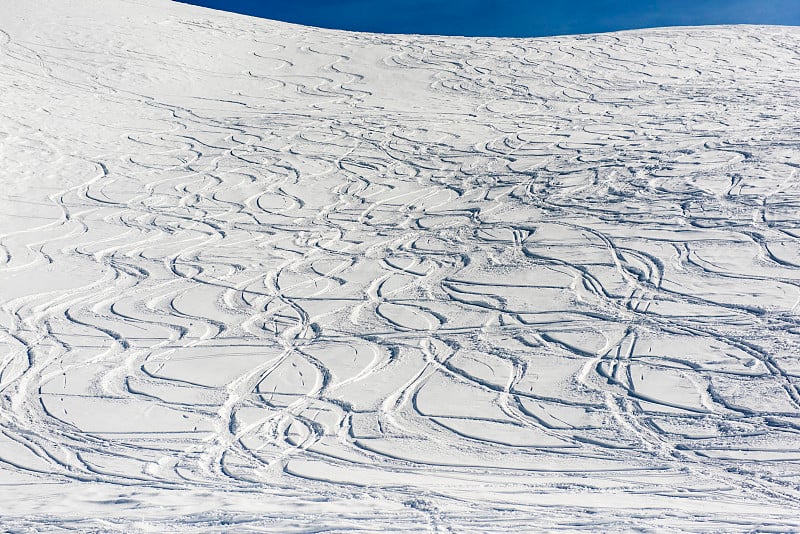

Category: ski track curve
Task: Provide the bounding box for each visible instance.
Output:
[0,0,799,530]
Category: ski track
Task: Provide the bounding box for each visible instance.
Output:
[1,0,800,530]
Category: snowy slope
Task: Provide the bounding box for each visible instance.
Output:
[1,0,800,530]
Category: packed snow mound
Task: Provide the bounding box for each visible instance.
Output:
[1,0,799,530]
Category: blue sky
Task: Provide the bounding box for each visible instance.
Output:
[178,0,800,37]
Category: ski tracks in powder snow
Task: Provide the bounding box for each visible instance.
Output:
[0,0,799,530]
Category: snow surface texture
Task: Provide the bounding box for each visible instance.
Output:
[1,0,799,531]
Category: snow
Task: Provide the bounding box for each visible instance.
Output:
[1,0,800,530]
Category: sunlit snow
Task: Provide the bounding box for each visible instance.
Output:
[1,0,799,530]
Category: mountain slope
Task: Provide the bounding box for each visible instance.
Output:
[1,0,799,530]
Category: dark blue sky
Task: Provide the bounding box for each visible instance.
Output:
[177,0,799,37]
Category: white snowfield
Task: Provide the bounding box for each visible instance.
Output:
[0,0,799,530]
